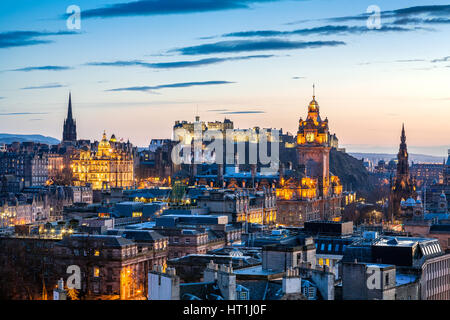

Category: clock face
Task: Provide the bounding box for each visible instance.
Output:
[306,132,315,143]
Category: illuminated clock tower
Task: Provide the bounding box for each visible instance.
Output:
[296,86,331,197]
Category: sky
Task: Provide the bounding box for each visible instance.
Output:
[0,0,449,157]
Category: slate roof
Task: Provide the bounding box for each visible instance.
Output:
[429,224,450,233]
[58,234,134,248]
[107,229,166,242]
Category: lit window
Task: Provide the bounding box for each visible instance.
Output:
[325,259,330,266]
[94,250,100,256]
[318,258,324,266]
[94,267,100,277]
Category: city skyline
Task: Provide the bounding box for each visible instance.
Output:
[0,0,449,157]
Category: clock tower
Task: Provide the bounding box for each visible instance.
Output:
[296,87,331,197]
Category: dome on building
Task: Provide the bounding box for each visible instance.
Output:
[405,197,416,206]
[308,97,319,112]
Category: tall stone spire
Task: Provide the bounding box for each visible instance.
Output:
[397,123,409,177]
[67,92,73,120]
[389,123,417,220]
[62,92,77,142]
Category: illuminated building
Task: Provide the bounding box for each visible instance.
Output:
[71,132,135,190]
[173,116,233,143]
[410,163,444,187]
[196,188,277,225]
[296,88,342,198]
[0,150,48,187]
[388,124,417,220]
[276,89,343,226]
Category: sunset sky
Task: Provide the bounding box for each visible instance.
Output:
[0,0,449,156]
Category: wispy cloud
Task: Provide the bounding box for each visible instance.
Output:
[394,59,426,63]
[219,110,265,114]
[358,55,450,67]
[21,83,66,90]
[0,112,48,116]
[431,56,450,63]
[171,39,345,55]
[9,65,73,72]
[86,55,275,69]
[108,80,234,92]
[221,25,418,38]
[323,4,450,30]
[81,0,296,19]
[0,30,77,49]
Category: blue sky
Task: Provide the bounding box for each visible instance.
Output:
[0,0,449,157]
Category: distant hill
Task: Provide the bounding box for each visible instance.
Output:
[330,149,377,197]
[349,152,444,164]
[0,133,60,145]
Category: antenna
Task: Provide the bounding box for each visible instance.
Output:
[312,84,315,98]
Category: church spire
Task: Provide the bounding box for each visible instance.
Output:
[401,123,406,144]
[62,92,77,142]
[397,123,409,177]
[67,92,73,120]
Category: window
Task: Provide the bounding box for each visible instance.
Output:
[94,250,100,256]
[318,258,324,266]
[320,243,325,251]
[328,244,332,251]
[94,267,100,278]
[240,291,248,300]
[173,237,179,244]
[325,259,330,266]
[385,274,389,285]
[185,238,191,244]
[335,244,339,252]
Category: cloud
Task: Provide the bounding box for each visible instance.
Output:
[9,65,73,72]
[0,112,48,116]
[171,39,345,55]
[108,80,234,92]
[221,25,417,38]
[21,83,66,90]
[394,59,426,63]
[208,109,229,112]
[0,30,77,49]
[86,55,274,69]
[431,56,450,63]
[81,0,293,19]
[219,110,265,114]
[292,76,305,79]
[325,4,450,24]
